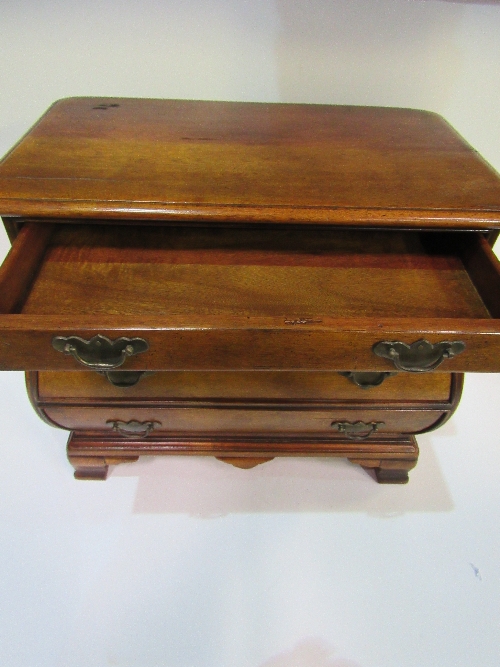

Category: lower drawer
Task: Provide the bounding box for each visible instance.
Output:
[40,405,447,436]
[34,369,453,402]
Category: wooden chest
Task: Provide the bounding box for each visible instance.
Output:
[1,98,500,483]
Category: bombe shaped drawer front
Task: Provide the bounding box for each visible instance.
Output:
[38,405,446,437]
[29,371,460,438]
[33,369,453,404]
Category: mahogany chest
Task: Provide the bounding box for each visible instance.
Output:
[1,98,500,483]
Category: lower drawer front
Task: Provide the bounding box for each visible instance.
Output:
[35,370,452,402]
[42,405,445,435]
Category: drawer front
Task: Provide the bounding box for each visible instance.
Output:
[41,405,446,436]
[6,322,500,372]
[34,370,453,403]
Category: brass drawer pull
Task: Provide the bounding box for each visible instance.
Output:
[373,339,465,372]
[100,370,155,387]
[339,371,396,388]
[332,420,384,440]
[52,334,149,370]
[106,419,161,438]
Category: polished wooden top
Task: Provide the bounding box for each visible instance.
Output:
[1,97,500,227]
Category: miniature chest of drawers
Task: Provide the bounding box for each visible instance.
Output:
[1,97,500,483]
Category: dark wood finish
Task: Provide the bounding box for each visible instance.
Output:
[66,430,420,481]
[20,226,492,319]
[68,454,139,480]
[1,99,499,483]
[1,99,500,228]
[1,225,500,373]
[353,452,418,485]
[38,405,448,433]
[457,232,500,318]
[0,222,53,314]
[1,217,22,242]
[487,230,499,247]
[28,369,457,436]
[216,457,274,469]
[35,369,453,402]
[3,315,500,372]
[65,430,423,458]
[29,370,461,483]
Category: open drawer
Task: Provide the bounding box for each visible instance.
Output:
[1,221,500,373]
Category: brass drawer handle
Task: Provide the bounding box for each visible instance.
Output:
[106,419,161,438]
[373,339,465,372]
[52,334,149,370]
[339,371,396,388]
[331,420,384,440]
[100,370,155,387]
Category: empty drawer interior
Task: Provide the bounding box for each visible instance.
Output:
[18,224,496,319]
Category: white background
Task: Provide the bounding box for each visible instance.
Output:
[1,2,500,665]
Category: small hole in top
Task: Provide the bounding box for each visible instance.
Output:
[92,103,120,110]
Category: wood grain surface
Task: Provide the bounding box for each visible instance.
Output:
[1,98,500,227]
[41,405,446,434]
[20,225,490,320]
[1,314,500,372]
[34,369,453,402]
[1,99,497,483]
[0,223,494,373]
